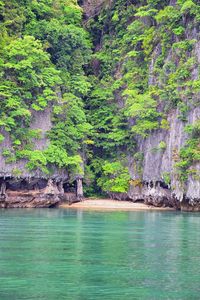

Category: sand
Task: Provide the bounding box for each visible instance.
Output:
[59,199,175,211]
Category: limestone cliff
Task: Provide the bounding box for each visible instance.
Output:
[82,0,200,211]
[81,0,112,19]
[0,1,88,207]
[128,27,200,211]
[0,0,199,210]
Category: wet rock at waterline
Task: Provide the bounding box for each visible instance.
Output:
[0,177,82,208]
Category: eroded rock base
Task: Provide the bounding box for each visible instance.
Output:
[180,198,200,212]
[108,181,200,212]
[1,190,60,208]
[0,177,82,208]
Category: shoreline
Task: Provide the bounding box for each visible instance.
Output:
[59,199,175,211]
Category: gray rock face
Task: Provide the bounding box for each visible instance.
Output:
[127,94,200,211]
[81,0,112,19]
[0,108,68,180]
[127,34,200,211]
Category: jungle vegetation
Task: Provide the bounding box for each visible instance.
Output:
[0,0,199,195]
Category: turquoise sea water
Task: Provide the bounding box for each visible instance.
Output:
[0,209,200,300]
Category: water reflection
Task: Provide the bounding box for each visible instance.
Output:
[0,209,200,299]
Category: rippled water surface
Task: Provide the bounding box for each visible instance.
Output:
[0,209,200,299]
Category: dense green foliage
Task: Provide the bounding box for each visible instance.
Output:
[0,0,91,178]
[176,120,200,182]
[0,0,199,195]
[85,0,200,192]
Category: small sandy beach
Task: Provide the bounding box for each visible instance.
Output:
[60,199,175,211]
